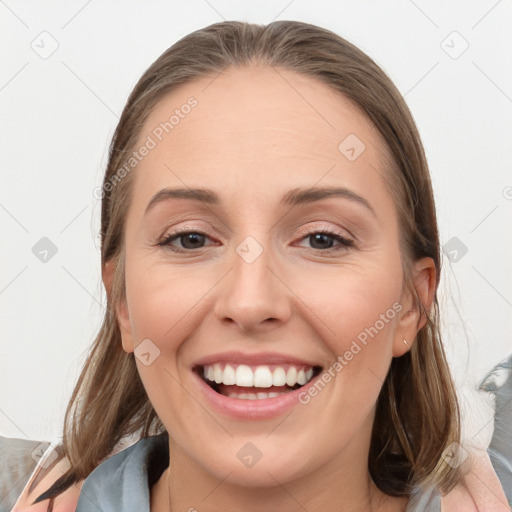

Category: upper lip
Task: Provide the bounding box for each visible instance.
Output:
[193,350,322,369]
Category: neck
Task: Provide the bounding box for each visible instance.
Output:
[150,432,408,512]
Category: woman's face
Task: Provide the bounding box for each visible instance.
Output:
[114,64,431,487]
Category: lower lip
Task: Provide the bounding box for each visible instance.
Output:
[192,370,320,420]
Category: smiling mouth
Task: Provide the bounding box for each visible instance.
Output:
[194,363,323,399]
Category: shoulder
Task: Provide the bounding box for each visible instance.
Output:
[74,433,168,512]
[2,435,85,512]
[2,434,162,512]
[0,436,44,512]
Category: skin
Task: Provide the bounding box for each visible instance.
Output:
[112,64,430,512]
[10,64,509,512]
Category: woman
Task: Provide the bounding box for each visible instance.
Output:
[8,20,509,511]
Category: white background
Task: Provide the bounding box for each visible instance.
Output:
[1,0,511,447]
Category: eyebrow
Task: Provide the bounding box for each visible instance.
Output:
[145,186,376,217]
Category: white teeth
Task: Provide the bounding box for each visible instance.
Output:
[227,391,289,399]
[202,363,317,388]
[285,366,297,387]
[253,366,273,388]
[214,363,223,384]
[272,367,287,386]
[235,365,253,387]
[223,364,236,385]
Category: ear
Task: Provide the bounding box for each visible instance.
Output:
[102,259,135,354]
[393,256,436,357]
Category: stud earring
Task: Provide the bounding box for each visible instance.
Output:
[403,338,408,345]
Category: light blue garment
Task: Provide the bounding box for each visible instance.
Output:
[75,433,168,512]
[406,487,441,511]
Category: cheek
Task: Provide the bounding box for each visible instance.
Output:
[123,259,209,433]
[290,263,403,440]
[298,258,403,374]
[124,256,209,348]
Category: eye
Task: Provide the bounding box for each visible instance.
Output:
[296,229,354,251]
[158,230,215,252]
[157,228,355,253]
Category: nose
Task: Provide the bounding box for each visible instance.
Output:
[213,238,292,333]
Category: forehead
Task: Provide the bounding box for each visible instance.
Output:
[130,64,393,210]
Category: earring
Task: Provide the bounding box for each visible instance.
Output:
[403,338,408,345]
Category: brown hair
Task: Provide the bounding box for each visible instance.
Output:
[32,20,460,508]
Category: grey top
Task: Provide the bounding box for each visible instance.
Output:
[0,437,42,512]
[480,353,512,503]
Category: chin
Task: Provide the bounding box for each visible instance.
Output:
[197,446,314,488]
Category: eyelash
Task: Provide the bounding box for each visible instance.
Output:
[157,228,355,254]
